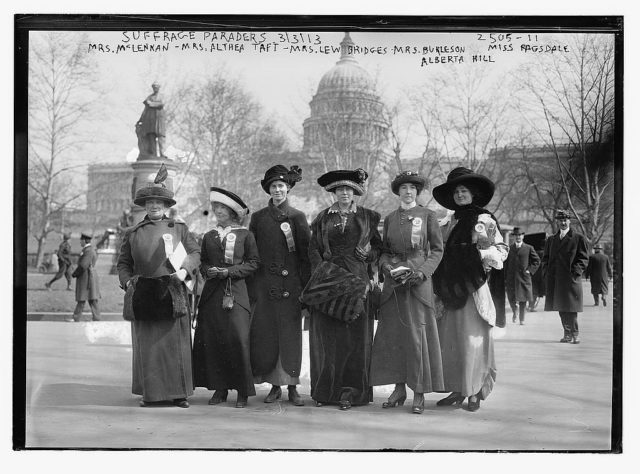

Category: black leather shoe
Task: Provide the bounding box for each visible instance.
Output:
[173,398,189,408]
[208,390,228,405]
[264,385,282,403]
[559,336,572,343]
[236,395,248,408]
[467,395,480,412]
[315,400,324,407]
[412,393,424,414]
[572,336,581,344]
[436,392,465,407]
[339,400,352,410]
[287,386,304,406]
[382,386,407,408]
[139,400,149,407]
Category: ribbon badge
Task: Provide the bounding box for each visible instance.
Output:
[410,217,422,248]
[280,222,296,252]
[162,233,174,257]
[224,232,236,264]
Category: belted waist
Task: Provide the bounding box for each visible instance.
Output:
[389,249,426,263]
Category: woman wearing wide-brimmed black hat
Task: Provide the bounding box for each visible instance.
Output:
[305,169,383,410]
[117,166,201,408]
[248,165,311,406]
[192,187,259,408]
[431,167,508,412]
[370,171,444,414]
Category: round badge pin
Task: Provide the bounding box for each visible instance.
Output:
[280,222,291,232]
[412,217,422,227]
[226,233,236,242]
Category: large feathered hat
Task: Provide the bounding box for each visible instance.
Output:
[260,165,303,193]
[133,164,176,207]
[432,167,495,210]
[317,168,368,196]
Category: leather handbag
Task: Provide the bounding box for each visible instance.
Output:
[222,278,234,311]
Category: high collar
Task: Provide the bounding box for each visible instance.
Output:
[328,201,357,214]
[399,201,417,210]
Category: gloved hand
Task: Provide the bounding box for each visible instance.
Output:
[354,246,368,261]
[405,271,425,287]
[206,267,229,279]
[171,268,188,284]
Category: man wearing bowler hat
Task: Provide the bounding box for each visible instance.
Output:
[586,243,613,306]
[505,227,540,325]
[542,210,589,344]
[67,232,101,322]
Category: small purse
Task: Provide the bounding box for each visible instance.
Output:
[222,278,234,311]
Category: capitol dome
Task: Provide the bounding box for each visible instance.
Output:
[316,34,375,94]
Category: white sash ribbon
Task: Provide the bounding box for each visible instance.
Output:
[162,233,174,257]
[410,217,422,248]
[224,232,236,264]
[280,222,296,252]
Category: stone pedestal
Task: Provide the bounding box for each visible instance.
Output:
[130,157,179,224]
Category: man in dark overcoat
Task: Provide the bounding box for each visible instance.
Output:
[542,210,589,344]
[505,227,540,325]
[45,232,73,291]
[67,232,101,322]
[249,165,311,406]
[586,244,613,306]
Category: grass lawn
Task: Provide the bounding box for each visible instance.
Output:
[26,271,125,313]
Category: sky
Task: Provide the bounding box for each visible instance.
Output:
[29,28,599,166]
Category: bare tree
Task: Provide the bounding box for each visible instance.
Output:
[515,34,615,244]
[28,32,97,267]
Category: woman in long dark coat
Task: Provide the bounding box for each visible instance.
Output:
[432,167,508,412]
[370,171,444,414]
[117,171,201,408]
[249,165,311,406]
[308,169,382,410]
[192,187,259,408]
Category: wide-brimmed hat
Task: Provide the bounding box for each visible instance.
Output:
[260,165,303,193]
[317,168,368,196]
[210,187,249,218]
[80,232,93,240]
[134,164,176,207]
[554,209,571,220]
[593,243,603,250]
[432,167,495,210]
[512,227,525,235]
[391,171,427,195]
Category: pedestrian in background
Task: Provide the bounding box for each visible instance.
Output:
[542,210,589,344]
[68,232,101,322]
[249,165,311,407]
[45,232,73,291]
[504,227,540,325]
[118,169,200,408]
[432,167,508,412]
[370,171,444,415]
[586,243,613,307]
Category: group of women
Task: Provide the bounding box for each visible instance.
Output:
[117,164,507,414]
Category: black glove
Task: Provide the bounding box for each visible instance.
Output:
[354,246,368,261]
[405,271,425,287]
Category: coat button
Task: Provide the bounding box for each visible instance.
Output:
[282,291,290,298]
[282,269,289,276]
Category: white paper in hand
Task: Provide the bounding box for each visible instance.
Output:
[168,242,194,291]
[390,266,411,277]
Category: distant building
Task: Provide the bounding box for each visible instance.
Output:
[86,163,134,230]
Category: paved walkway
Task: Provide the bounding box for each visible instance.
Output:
[23,301,615,450]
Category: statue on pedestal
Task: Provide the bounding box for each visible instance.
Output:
[135,81,166,158]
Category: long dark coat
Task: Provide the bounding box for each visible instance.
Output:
[249,199,311,378]
[308,204,382,405]
[504,242,541,302]
[117,216,201,402]
[192,227,259,395]
[586,252,612,295]
[74,244,100,301]
[543,228,589,312]
[370,206,444,393]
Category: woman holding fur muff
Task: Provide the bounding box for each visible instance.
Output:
[192,188,259,408]
[117,167,201,408]
[306,169,382,410]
